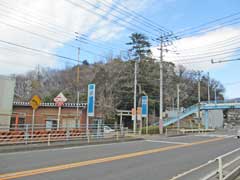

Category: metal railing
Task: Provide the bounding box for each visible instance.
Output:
[170,147,240,180]
[165,128,215,136]
[0,124,134,145]
[164,104,199,126]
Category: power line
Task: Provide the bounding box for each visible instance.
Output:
[168,46,240,58]
[211,58,240,64]
[65,0,161,37]
[168,48,240,62]
[175,11,240,36]
[0,2,123,52]
[0,10,120,54]
[0,39,81,62]
[101,0,172,34]
[0,45,77,66]
[181,19,240,38]
[173,36,240,53]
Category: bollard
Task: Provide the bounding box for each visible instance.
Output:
[120,124,123,136]
[218,157,223,180]
[87,130,90,143]
[24,124,29,145]
[165,128,168,136]
[48,134,51,146]
[116,131,119,141]
[66,128,70,141]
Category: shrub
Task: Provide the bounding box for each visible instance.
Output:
[141,126,160,134]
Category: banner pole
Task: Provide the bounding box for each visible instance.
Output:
[57,106,61,130]
[31,109,35,139]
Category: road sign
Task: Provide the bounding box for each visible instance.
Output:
[54,92,67,107]
[29,95,41,110]
[142,96,148,117]
[87,84,95,117]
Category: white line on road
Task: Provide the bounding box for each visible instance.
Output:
[145,140,190,145]
[0,140,145,156]
[195,134,235,138]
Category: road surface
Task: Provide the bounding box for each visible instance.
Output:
[0,134,239,180]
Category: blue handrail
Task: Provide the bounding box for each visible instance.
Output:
[162,100,240,127]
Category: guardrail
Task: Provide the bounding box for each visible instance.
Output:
[170,147,240,180]
[0,124,133,145]
[165,128,215,136]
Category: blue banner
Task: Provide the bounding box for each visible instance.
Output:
[141,96,148,118]
[87,84,95,117]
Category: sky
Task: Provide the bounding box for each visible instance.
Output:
[0,0,240,98]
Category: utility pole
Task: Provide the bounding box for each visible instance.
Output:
[172,97,175,111]
[198,72,201,128]
[159,36,163,134]
[133,58,137,134]
[198,73,201,104]
[177,84,180,130]
[215,88,217,104]
[37,64,40,81]
[76,47,80,128]
[207,72,210,103]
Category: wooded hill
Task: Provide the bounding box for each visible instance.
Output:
[14,33,225,123]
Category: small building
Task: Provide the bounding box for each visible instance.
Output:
[12,102,87,130]
[0,75,16,129]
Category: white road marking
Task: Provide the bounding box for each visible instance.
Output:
[195,134,235,138]
[145,140,190,145]
[0,140,145,156]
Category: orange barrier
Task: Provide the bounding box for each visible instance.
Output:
[0,129,85,144]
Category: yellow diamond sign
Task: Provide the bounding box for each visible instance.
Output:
[29,95,41,110]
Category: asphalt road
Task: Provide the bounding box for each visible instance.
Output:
[0,134,239,180]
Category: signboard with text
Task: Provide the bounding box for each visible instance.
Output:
[141,96,148,118]
[87,84,95,117]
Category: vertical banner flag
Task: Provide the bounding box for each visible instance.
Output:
[87,84,95,117]
[137,107,142,121]
[142,96,148,118]
[131,108,136,121]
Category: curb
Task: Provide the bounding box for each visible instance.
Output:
[0,137,144,153]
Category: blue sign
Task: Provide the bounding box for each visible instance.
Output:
[142,96,148,117]
[87,84,95,117]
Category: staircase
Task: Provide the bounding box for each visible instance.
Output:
[162,100,240,127]
[164,104,199,127]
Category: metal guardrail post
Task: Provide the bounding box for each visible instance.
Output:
[66,127,69,141]
[87,130,90,143]
[218,157,223,180]
[24,124,29,144]
[48,134,51,146]
[120,124,123,136]
[116,131,119,140]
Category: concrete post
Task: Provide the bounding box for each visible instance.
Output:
[218,157,223,180]
[204,110,209,129]
[24,124,29,144]
[48,133,51,146]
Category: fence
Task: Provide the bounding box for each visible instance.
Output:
[165,127,215,136]
[170,147,240,180]
[0,123,132,145]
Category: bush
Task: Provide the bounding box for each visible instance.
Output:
[141,126,160,134]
